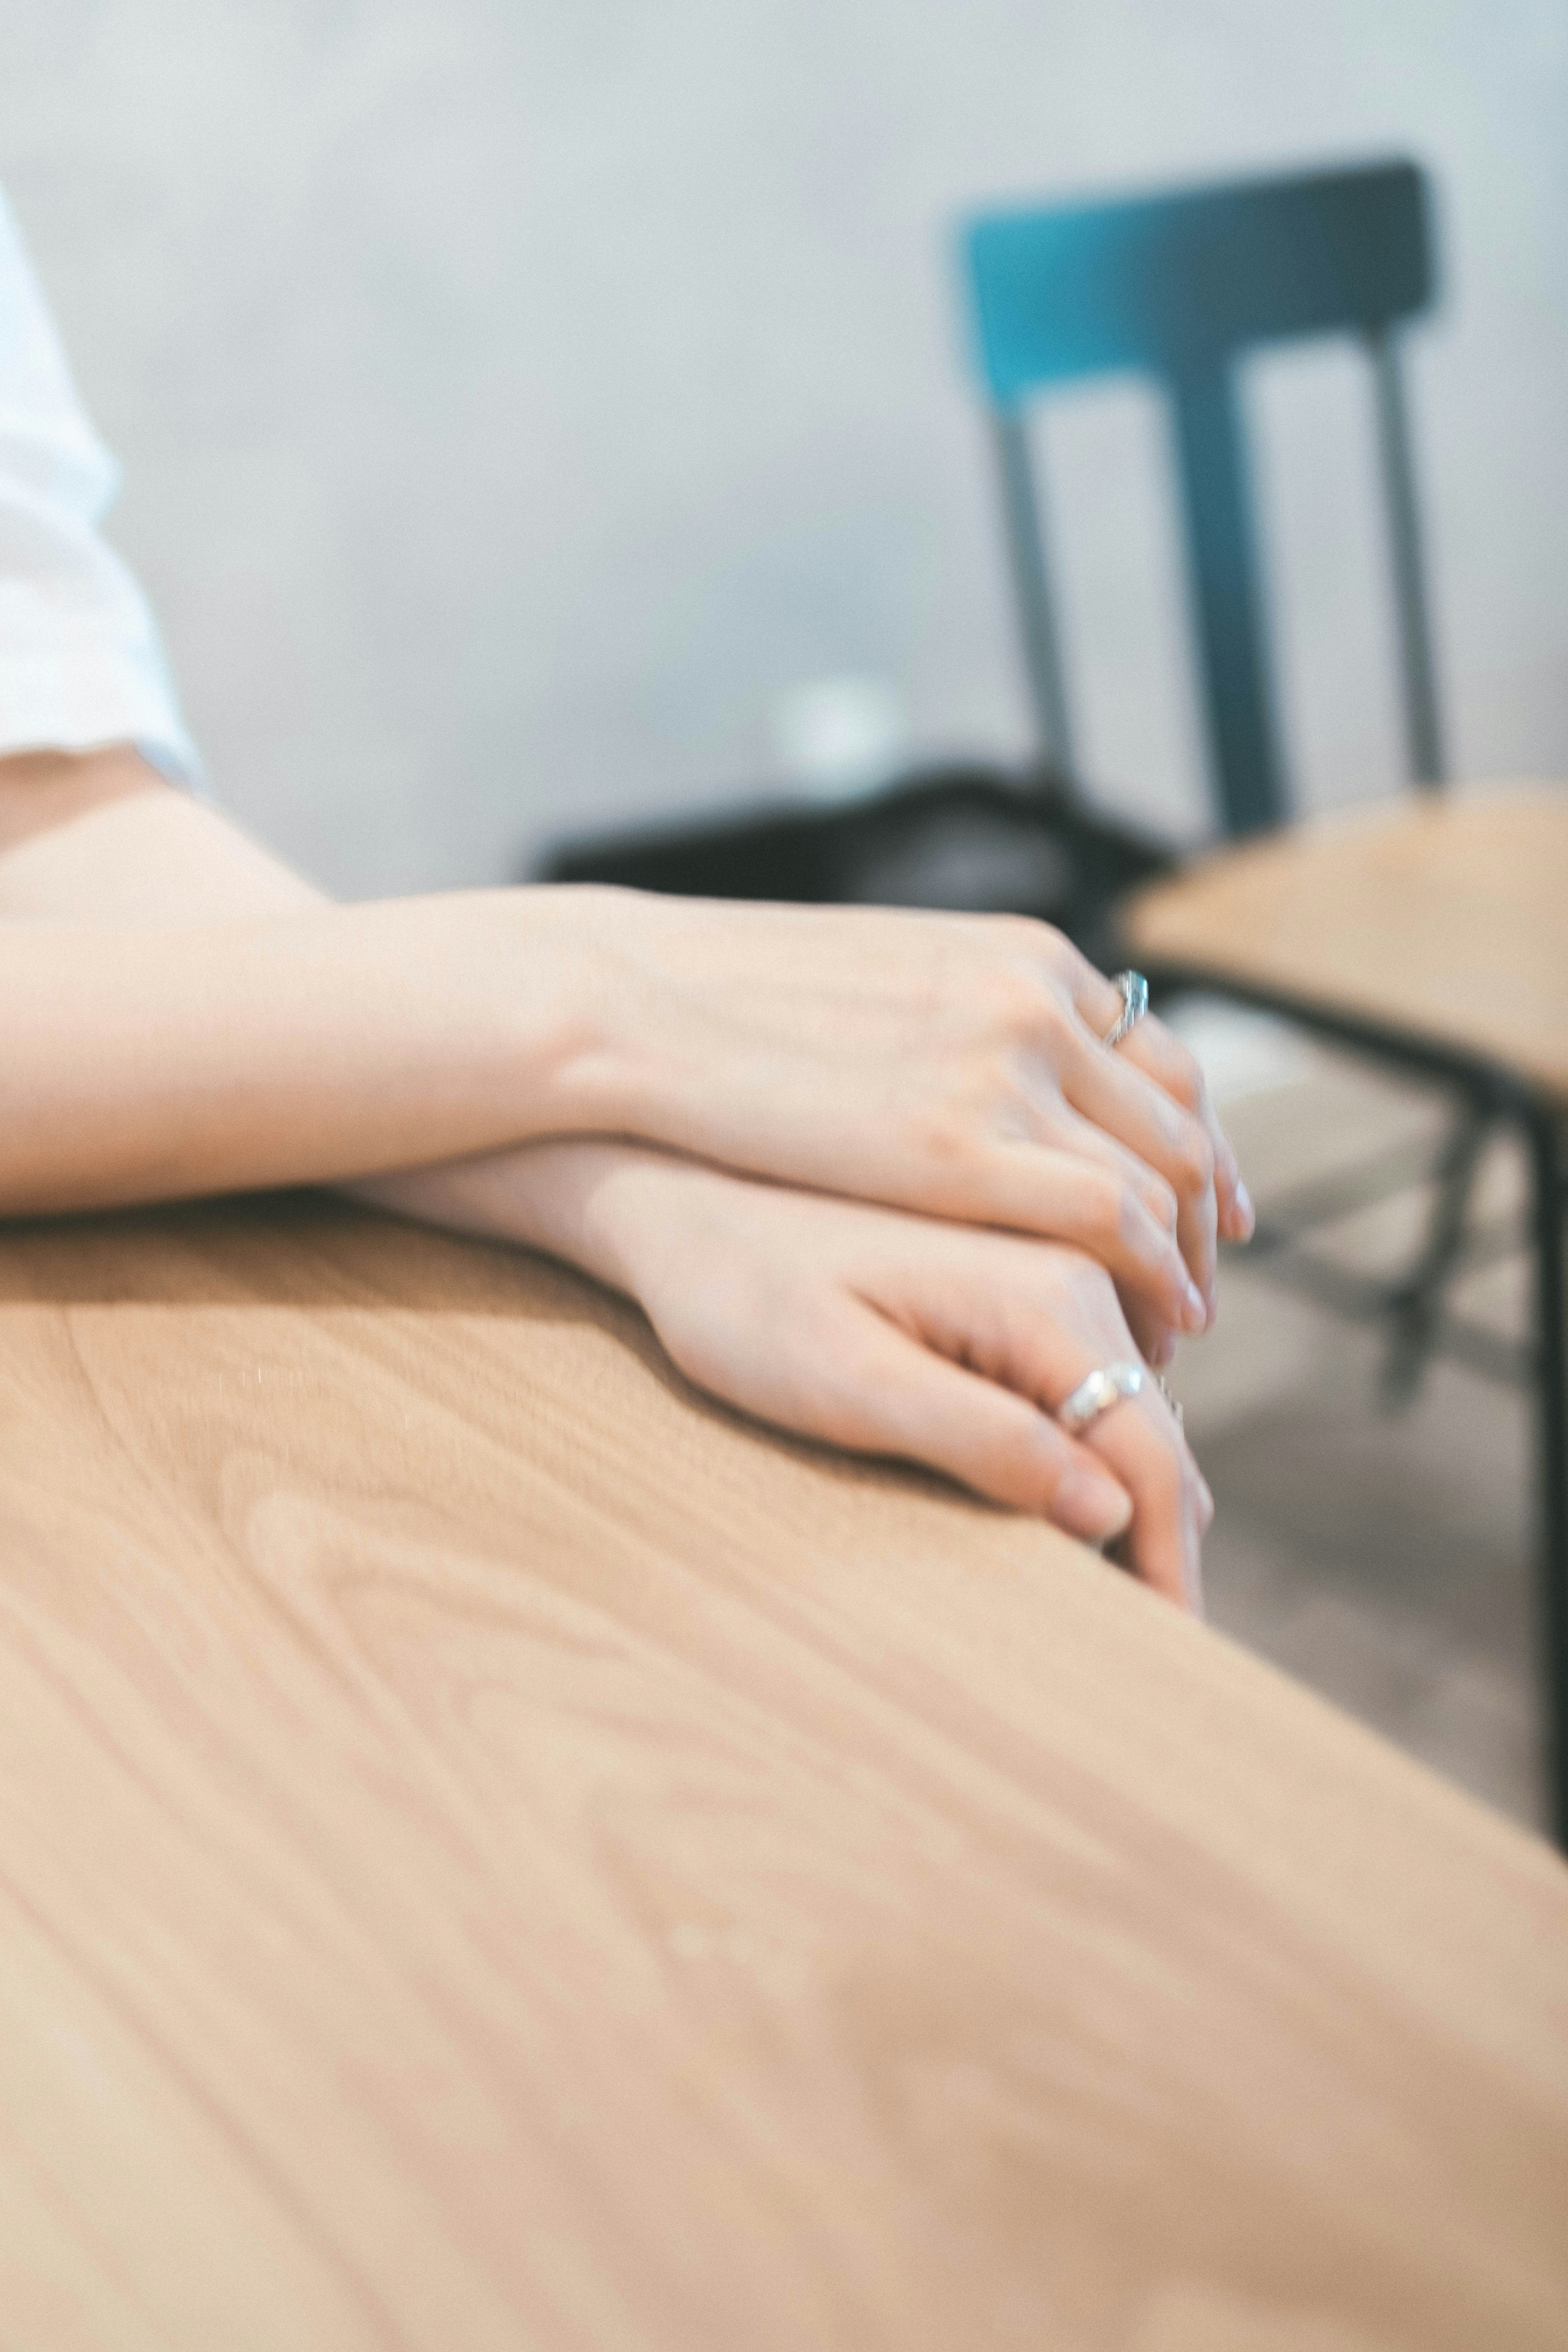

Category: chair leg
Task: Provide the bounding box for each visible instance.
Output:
[1381,1098,1490,1410]
[1527,1105,1568,1849]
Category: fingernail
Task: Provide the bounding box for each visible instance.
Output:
[1233,1179,1255,1239]
[1182,1278,1208,1332]
[1056,1466,1133,1543]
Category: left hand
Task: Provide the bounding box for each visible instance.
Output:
[370,1138,1213,1612]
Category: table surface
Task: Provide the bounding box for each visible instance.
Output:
[2,1196,1566,2352]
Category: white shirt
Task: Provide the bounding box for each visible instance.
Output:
[0,185,198,783]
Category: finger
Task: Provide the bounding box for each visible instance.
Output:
[985,1141,1207,1337]
[1054,1030,1221,1313]
[1115,1286,1178,1368]
[805,1303,1138,1545]
[951,1244,1203,1610]
[1086,1386,1205,1611]
[1117,1011,1255,1245]
[1057,944,1127,1040]
[1060,960,1253,1252]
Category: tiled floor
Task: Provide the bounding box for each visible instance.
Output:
[1164,1004,1545,1833]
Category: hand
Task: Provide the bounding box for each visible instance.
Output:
[374,1139,1212,1611]
[573,893,1252,1353]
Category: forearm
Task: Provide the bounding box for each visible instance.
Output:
[0,896,639,1214]
[0,751,327,921]
[0,755,632,1214]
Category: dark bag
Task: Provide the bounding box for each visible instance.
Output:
[535,762,1173,966]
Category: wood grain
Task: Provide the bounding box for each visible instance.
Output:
[1,1194,1565,2352]
[1121,780,1568,1099]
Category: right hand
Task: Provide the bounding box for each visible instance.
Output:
[563,890,1252,1360]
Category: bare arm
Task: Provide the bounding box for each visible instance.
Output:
[0,750,1247,1323]
[0,747,1215,1601]
[0,752,641,1212]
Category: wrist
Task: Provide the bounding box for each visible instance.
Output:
[489,884,664,1140]
[349,1136,692,1310]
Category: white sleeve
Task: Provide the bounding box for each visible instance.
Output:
[0,185,201,785]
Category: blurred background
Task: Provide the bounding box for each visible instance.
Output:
[5,0,1566,892]
[4,0,1565,1827]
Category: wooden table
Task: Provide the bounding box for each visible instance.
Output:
[2,1196,1565,2352]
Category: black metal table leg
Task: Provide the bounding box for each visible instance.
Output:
[1381,1090,1490,1408]
[1528,1104,1568,1847]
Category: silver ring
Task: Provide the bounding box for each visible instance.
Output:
[1103,970,1149,1049]
[1155,1372,1184,1431]
[1056,1360,1145,1437]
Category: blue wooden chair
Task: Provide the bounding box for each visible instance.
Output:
[965,158,1440,832]
[962,157,1568,1838]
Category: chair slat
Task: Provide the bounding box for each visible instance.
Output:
[962,158,1442,833]
[966,160,1434,397]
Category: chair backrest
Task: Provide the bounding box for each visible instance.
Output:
[962,158,1443,836]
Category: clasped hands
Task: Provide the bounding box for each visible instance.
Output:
[0,757,1249,1616]
[372,892,1252,1616]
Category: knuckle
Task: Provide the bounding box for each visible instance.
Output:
[1159,1034,1208,1113]
[817,1328,909,1441]
[915,1101,980,1172]
[1084,1171,1130,1252]
[1178,1442,1211,1514]
[990,911,1074,970]
[1172,1119,1216,1195]
[962,1399,1051,1507]
[987,912,1045,956]
[1066,1252,1118,1315]
[980,968,1049,1041]
[1140,1431,1186,1510]
[1039,1450,1094,1520]
[836,1341,897,1423]
[1141,1174,1180,1237]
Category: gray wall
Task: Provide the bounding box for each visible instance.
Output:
[5,0,1565,897]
